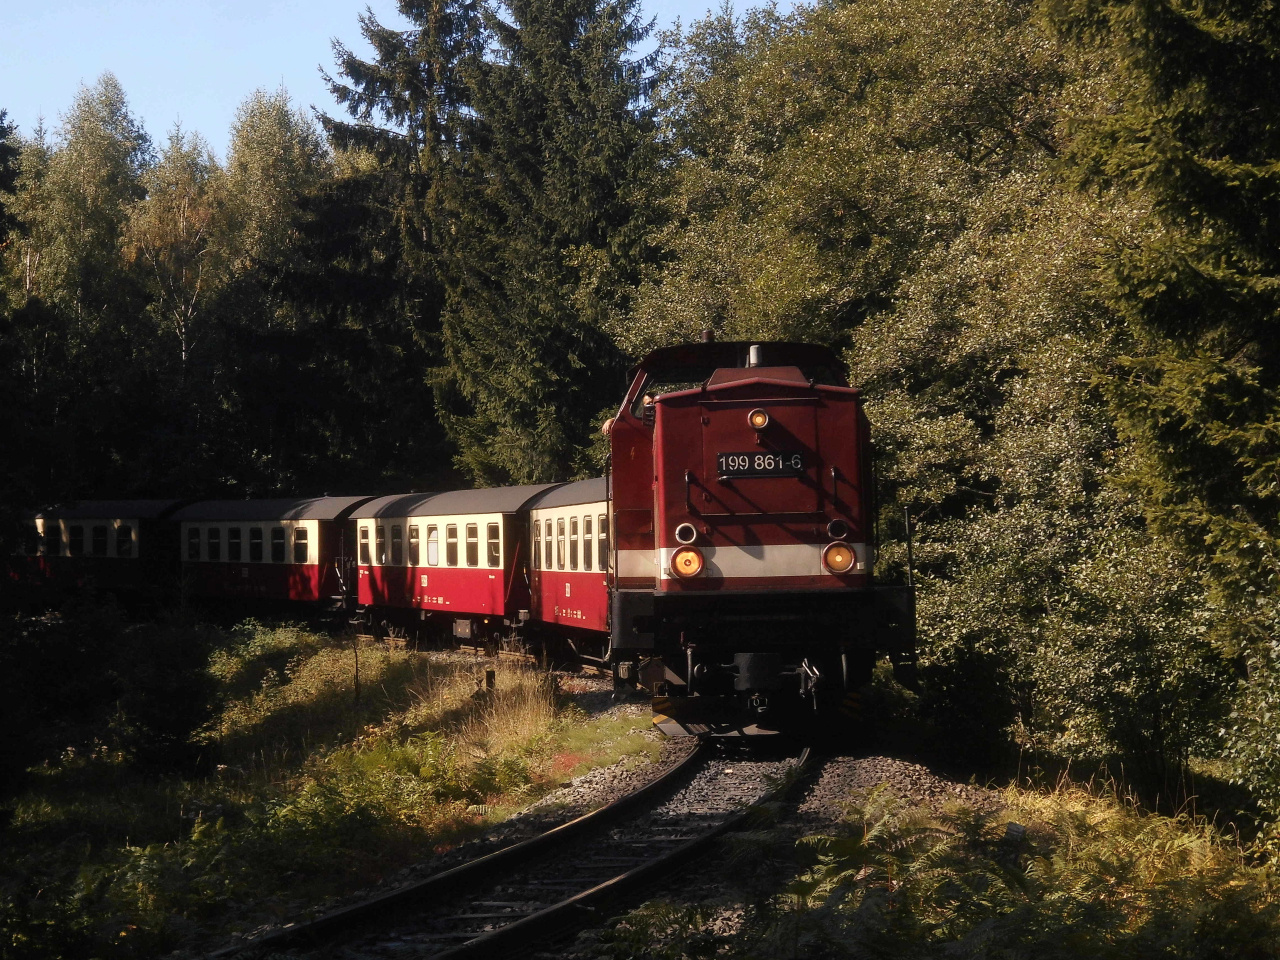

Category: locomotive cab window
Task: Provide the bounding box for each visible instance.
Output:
[427,526,439,566]
[583,516,593,572]
[599,515,608,571]
[391,525,403,565]
[358,526,370,565]
[569,516,579,570]
[271,527,286,563]
[294,527,308,564]
[446,525,458,566]
[532,521,541,569]
[227,527,241,562]
[486,523,500,567]
[91,525,109,557]
[408,526,420,566]
[465,524,479,567]
[375,525,386,565]
[208,527,221,562]
[250,527,263,563]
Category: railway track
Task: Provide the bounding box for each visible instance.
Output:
[210,742,809,959]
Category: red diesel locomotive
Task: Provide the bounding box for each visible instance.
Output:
[605,340,914,735]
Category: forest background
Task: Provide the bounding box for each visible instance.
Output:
[1,0,1279,816]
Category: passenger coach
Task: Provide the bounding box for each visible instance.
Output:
[352,485,558,643]
[16,500,187,601]
[172,497,372,604]
[527,478,610,642]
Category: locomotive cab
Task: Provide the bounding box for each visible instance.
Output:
[608,341,914,737]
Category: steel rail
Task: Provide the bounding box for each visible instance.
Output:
[207,741,706,958]
[431,745,813,960]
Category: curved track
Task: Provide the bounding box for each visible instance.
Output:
[211,742,809,959]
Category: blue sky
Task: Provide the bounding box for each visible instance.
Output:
[1,0,794,160]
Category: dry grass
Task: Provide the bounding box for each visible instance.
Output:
[1,622,654,959]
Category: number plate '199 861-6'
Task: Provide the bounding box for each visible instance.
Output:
[717,451,805,478]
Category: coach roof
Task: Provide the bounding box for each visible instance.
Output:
[36,500,188,520]
[529,477,606,509]
[352,484,562,519]
[172,497,374,522]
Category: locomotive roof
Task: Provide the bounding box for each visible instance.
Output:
[632,341,848,385]
[36,500,188,520]
[171,496,374,522]
[528,477,607,509]
[350,484,562,519]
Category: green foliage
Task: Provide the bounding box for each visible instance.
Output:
[1043,0,1280,811]
[427,0,654,483]
[599,784,1280,959]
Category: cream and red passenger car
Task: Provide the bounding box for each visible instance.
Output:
[173,497,372,603]
[527,478,610,637]
[352,485,557,640]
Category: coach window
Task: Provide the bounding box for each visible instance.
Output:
[250,527,263,562]
[227,527,241,562]
[91,525,109,557]
[532,521,541,569]
[598,515,608,571]
[569,516,579,571]
[391,525,403,565]
[186,527,200,561]
[375,525,386,565]
[465,524,479,567]
[583,516,593,572]
[408,526,420,566]
[427,526,440,566]
[68,525,85,557]
[544,523,552,571]
[358,526,370,565]
[43,523,60,557]
[117,524,134,558]
[271,527,286,563]
[487,523,500,567]
[24,525,41,556]
[446,525,458,566]
[208,527,221,562]
[556,518,565,570]
[294,527,309,564]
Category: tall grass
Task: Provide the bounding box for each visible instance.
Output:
[1,621,652,958]
[595,781,1280,959]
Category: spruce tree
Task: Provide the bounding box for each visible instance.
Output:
[1049,0,1280,599]
[434,0,656,483]
[1049,0,1280,805]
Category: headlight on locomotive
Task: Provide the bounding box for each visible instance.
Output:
[670,546,706,578]
[822,541,857,574]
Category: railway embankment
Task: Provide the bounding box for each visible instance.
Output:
[0,617,659,958]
